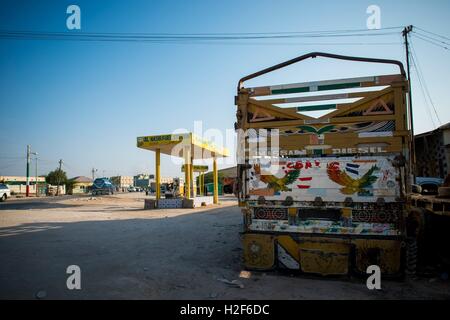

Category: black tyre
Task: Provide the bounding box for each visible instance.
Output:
[406,237,418,276]
[0,194,6,202]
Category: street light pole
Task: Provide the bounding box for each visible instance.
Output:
[30,152,38,196]
[34,155,38,197]
[56,159,63,196]
[26,145,31,197]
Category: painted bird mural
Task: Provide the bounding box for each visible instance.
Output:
[253,164,300,193]
[327,162,380,195]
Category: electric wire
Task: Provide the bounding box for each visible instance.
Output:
[414,26,450,41]
[409,41,440,127]
[412,33,450,51]
[410,40,442,125]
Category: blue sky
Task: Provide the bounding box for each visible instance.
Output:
[0,0,449,179]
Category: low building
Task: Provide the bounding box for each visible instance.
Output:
[110,176,133,188]
[201,166,237,195]
[68,176,93,194]
[415,123,450,178]
[0,176,46,194]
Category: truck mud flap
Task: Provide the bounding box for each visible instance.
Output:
[242,234,404,277]
[297,238,350,276]
[351,239,404,277]
[242,233,276,270]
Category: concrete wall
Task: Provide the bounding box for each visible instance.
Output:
[110,176,133,188]
[415,129,450,178]
[7,184,65,195]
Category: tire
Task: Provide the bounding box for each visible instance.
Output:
[406,237,418,276]
[0,194,6,202]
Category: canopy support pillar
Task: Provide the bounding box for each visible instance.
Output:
[184,147,191,199]
[155,148,161,200]
[213,157,219,204]
[190,157,195,197]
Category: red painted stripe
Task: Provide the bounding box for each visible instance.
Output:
[297,185,311,189]
[298,177,312,181]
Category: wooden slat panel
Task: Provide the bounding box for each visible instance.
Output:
[247,74,403,97]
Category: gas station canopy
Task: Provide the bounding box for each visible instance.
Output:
[137,133,230,159]
[136,132,229,205]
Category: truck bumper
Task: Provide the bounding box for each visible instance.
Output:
[242,232,404,277]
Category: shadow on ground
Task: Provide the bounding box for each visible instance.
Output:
[0,203,449,300]
[0,205,242,299]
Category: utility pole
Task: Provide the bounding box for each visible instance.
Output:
[31,152,38,197]
[92,168,97,180]
[34,155,38,197]
[56,159,63,196]
[403,25,416,183]
[26,145,31,197]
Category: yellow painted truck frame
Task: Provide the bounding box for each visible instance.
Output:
[235,52,412,277]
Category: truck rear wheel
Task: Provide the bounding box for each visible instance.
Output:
[406,238,418,276]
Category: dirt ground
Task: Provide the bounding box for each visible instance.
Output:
[0,192,449,300]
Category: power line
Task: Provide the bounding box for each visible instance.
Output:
[0,26,403,37]
[0,28,401,43]
[414,26,450,41]
[412,33,450,51]
[0,35,401,46]
[0,156,26,159]
[410,40,442,126]
[410,54,436,128]
[413,31,450,46]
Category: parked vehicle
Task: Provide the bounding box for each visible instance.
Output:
[91,178,115,195]
[235,52,413,277]
[409,179,450,274]
[415,177,443,195]
[0,183,11,202]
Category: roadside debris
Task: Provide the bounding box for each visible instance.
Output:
[35,290,47,299]
[239,270,251,279]
[216,277,244,288]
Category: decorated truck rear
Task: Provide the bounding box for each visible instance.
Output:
[235,52,413,276]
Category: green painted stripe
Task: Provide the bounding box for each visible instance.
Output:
[297,104,336,112]
[271,87,310,95]
[318,82,361,91]
[271,82,361,95]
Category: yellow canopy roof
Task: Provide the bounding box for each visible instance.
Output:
[137,133,230,159]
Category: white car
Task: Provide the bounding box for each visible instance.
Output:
[0,184,11,202]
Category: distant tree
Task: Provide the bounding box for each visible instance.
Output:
[46,168,68,186]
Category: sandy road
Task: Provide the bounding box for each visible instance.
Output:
[0,193,449,299]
